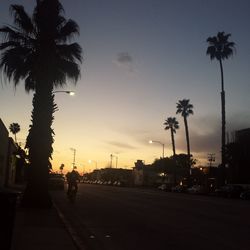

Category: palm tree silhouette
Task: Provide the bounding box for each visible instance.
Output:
[0,1,82,208]
[164,117,179,156]
[59,164,65,174]
[9,123,20,143]
[206,32,235,177]
[176,99,193,167]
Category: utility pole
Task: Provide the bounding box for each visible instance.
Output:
[70,148,76,168]
[110,154,113,168]
[208,153,215,167]
[110,154,118,168]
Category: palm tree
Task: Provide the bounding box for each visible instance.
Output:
[9,122,20,143]
[0,1,82,208]
[206,32,235,178]
[59,163,65,174]
[176,99,193,167]
[164,117,179,156]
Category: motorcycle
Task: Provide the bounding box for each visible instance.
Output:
[67,185,77,203]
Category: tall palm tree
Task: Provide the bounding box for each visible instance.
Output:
[0,0,82,208]
[9,122,20,143]
[176,99,193,167]
[164,117,179,156]
[206,32,235,178]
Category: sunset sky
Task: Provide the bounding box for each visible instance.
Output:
[1,0,250,173]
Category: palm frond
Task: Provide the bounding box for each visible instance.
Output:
[176,99,194,117]
[0,26,25,43]
[25,76,35,92]
[57,59,81,82]
[164,117,179,131]
[0,41,20,50]
[57,43,82,62]
[206,31,235,61]
[57,19,80,42]
[10,5,34,33]
[0,46,32,85]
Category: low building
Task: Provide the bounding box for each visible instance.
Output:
[133,160,159,187]
[0,119,23,187]
[7,137,18,186]
[227,128,250,184]
[0,119,9,187]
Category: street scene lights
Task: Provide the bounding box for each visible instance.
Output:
[149,140,165,158]
[88,160,97,169]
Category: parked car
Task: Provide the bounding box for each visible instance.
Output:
[158,184,172,191]
[158,184,167,191]
[215,185,244,198]
[187,185,206,194]
[171,185,187,193]
[240,190,250,200]
[49,173,65,190]
[114,181,124,186]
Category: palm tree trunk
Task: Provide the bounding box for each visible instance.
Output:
[219,59,226,185]
[22,81,55,208]
[170,128,177,184]
[184,116,191,167]
[170,128,176,156]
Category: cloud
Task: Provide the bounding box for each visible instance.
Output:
[227,112,250,132]
[111,126,153,146]
[106,141,137,150]
[113,52,135,72]
[175,113,250,164]
[172,118,220,165]
[117,52,133,64]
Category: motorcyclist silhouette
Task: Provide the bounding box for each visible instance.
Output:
[66,168,80,196]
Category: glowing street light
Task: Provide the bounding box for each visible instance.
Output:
[88,159,97,169]
[149,140,165,158]
[53,90,75,96]
[52,90,75,112]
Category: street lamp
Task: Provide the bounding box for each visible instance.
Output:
[114,155,118,168]
[53,90,75,96]
[110,154,118,168]
[53,90,75,112]
[88,159,97,169]
[149,140,165,158]
[70,148,76,168]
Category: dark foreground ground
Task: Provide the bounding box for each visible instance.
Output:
[52,183,250,250]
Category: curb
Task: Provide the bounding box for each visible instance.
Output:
[53,201,88,250]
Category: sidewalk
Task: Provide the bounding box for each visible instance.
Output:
[11,206,77,250]
[10,194,78,250]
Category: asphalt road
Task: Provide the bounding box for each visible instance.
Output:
[52,184,250,250]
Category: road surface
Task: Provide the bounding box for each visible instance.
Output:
[52,184,250,250]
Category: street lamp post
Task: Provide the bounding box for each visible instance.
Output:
[110,154,113,168]
[149,140,165,158]
[110,154,118,168]
[115,156,118,168]
[70,148,76,168]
